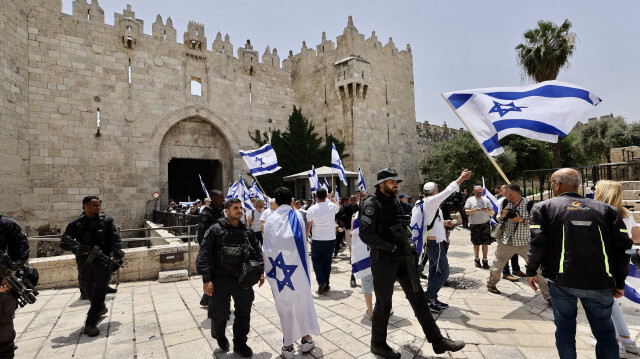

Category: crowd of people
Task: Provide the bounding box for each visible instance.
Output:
[0,167,638,359]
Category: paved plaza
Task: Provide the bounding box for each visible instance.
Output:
[14,228,640,358]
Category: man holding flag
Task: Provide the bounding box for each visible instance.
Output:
[263,187,319,359]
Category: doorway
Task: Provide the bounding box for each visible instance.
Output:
[168,158,222,202]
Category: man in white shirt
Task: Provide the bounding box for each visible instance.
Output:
[261,198,278,233]
[422,170,472,313]
[306,188,340,294]
[464,185,494,270]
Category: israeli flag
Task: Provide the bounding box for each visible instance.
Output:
[410,200,427,264]
[237,176,255,211]
[321,178,329,192]
[226,182,238,200]
[442,80,601,156]
[482,177,500,222]
[308,166,319,193]
[357,167,367,192]
[331,143,348,186]
[350,212,371,279]
[199,174,210,199]
[262,206,320,345]
[249,182,268,202]
[239,144,282,176]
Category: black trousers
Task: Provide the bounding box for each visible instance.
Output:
[78,256,111,326]
[371,251,443,346]
[210,275,254,346]
[0,292,17,359]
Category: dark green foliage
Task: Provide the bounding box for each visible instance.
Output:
[579,116,634,163]
[247,106,348,195]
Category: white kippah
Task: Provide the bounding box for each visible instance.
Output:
[423,182,437,192]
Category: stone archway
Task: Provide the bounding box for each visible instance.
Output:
[152,106,241,205]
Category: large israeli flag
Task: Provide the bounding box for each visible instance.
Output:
[263,205,320,345]
[350,213,371,279]
[442,80,601,156]
[331,143,348,186]
[239,144,282,175]
[409,200,427,264]
[357,167,367,192]
[308,166,319,193]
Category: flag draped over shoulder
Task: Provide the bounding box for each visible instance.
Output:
[350,213,371,279]
[263,206,320,345]
[331,143,348,186]
[442,80,601,156]
[357,167,367,192]
[308,166,319,193]
[239,144,281,175]
[410,201,427,264]
[199,174,210,199]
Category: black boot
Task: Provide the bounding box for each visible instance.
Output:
[106,286,117,294]
[83,324,100,337]
[200,294,210,307]
[433,337,465,354]
[371,343,401,359]
[233,343,253,357]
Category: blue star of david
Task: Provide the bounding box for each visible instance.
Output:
[254,157,265,166]
[488,101,527,117]
[336,159,343,166]
[266,252,298,292]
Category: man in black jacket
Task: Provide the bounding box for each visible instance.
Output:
[61,196,122,337]
[358,168,465,359]
[196,198,264,358]
[0,214,30,358]
[526,168,632,358]
[197,190,225,307]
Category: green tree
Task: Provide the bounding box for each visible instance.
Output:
[500,135,553,176]
[515,19,575,167]
[579,116,630,163]
[248,106,348,195]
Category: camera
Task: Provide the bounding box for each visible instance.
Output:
[505,208,519,219]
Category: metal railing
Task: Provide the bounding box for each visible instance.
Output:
[152,210,199,235]
[522,162,640,202]
[27,225,200,284]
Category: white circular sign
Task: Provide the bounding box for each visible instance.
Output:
[152,192,160,199]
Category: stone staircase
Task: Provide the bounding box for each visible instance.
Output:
[620,181,640,223]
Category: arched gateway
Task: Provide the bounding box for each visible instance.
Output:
[152,106,240,205]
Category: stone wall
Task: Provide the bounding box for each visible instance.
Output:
[416,121,464,167]
[1,2,426,231]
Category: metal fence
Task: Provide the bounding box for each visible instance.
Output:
[152,210,199,235]
[522,162,640,202]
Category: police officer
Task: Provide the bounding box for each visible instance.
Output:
[358,168,465,359]
[61,196,122,337]
[196,198,264,358]
[197,190,225,307]
[0,214,30,358]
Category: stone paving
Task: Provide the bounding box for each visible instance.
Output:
[14,228,640,358]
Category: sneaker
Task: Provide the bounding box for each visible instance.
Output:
[83,324,100,337]
[502,274,519,282]
[216,335,230,351]
[317,283,327,294]
[364,309,372,320]
[233,343,253,357]
[428,299,442,313]
[199,294,210,307]
[281,346,295,359]
[512,269,527,277]
[482,259,490,269]
[433,337,465,354]
[106,286,118,294]
[474,258,481,268]
[370,343,401,359]
[621,340,639,354]
[487,285,501,294]
[350,274,357,288]
[301,337,315,353]
[434,299,449,308]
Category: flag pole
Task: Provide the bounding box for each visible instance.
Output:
[441,94,511,185]
[250,174,269,199]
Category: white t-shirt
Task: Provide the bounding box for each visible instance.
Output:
[306,201,340,241]
[465,196,492,225]
[261,208,273,224]
[623,216,638,239]
[248,208,264,232]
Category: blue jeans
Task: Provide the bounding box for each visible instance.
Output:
[549,282,618,359]
[424,241,449,300]
[502,254,520,275]
[311,240,335,285]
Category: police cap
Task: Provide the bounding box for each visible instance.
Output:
[375,168,403,185]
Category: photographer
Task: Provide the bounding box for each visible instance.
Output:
[486,184,549,302]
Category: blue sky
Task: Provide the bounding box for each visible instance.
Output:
[61,1,640,130]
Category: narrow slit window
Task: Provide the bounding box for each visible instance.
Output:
[191,77,202,96]
[249,83,252,103]
[87,9,90,20]
[128,59,132,84]
[97,108,101,128]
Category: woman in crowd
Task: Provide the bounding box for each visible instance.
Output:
[593,180,640,357]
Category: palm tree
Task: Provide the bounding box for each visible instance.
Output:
[515,19,575,167]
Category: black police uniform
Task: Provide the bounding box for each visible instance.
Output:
[62,213,121,329]
[195,218,263,350]
[197,205,224,306]
[359,188,445,351]
[0,215,30,359]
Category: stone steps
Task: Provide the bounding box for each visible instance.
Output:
[623,190,640,200]
[620,181,640,190]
